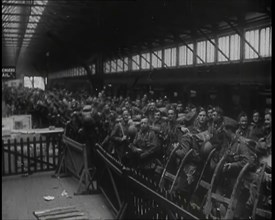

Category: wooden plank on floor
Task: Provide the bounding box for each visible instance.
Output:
[59,216,89,220]
[33,206,88,220]
[36,209,80,218]
[39,212,86,220]
[34,206,76,216]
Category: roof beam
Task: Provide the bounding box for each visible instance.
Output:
[2,12,42,16]
[2,26,37,30]
[2,2,47,7]
[3,20,44,24]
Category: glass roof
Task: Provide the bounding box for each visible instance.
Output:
[2,0,48,51]
[22,0,48,48]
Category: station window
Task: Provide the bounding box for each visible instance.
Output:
[24,76,45,90]
[230,34,240,60]
[24,76,33,88]
[33,77,45,90]
[117,59,123,72]
[111,60,117,73]
[91,64,96,74]
[218,36,230,62]
[245,29,259,59]
[141,53,150,70]
[151,50,162,68]
[197,41,206,64]
[260,27,272,57]
[179,44,193,65]
[104,61,111,73]
[123,57,129,71]
[164,47,176,67]
[132,55,140,70]
[206,40,215,63]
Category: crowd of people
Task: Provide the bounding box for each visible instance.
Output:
[2,85,271,218]
[2,85,91,128]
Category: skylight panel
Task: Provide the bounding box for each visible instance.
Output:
[29,15,41,23]
[32,6,45,15]
[2,0,19,3]
[3,29,19,33]
[21,0,48,48]
[28,23,37,29]
[4,33,21,38]
[26,29,35,34]
[36,0,48,6]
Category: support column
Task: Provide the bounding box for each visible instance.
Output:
[95,53,104,92]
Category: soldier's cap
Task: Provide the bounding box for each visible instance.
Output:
[223,116,238,130]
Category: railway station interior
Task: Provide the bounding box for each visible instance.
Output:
[2,0,271,219]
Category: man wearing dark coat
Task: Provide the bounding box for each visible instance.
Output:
[129,117,160,168]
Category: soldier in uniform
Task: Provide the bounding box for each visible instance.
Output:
[150,110,167,146]
[160,109,200,194]
[245,111,272,216]
[110,110,132,161]
[236,112,250,138]
[143,101,158,124]
[128,117,160,168]
[248,110,264,141]
[210,117,258,219]
[65,111,82,142]
[189,108,208,134]
[207,107,227,172]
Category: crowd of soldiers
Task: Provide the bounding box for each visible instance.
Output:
[2,85,91,127]
[3,85,271,218]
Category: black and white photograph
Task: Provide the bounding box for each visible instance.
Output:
[2,0,271,219]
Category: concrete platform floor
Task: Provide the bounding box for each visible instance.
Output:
[2,171,115,220]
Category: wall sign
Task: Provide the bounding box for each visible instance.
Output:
[2,67,16,79]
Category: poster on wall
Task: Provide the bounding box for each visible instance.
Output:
[11,115,32,130]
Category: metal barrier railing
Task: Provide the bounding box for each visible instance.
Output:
[95,143,199,219]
